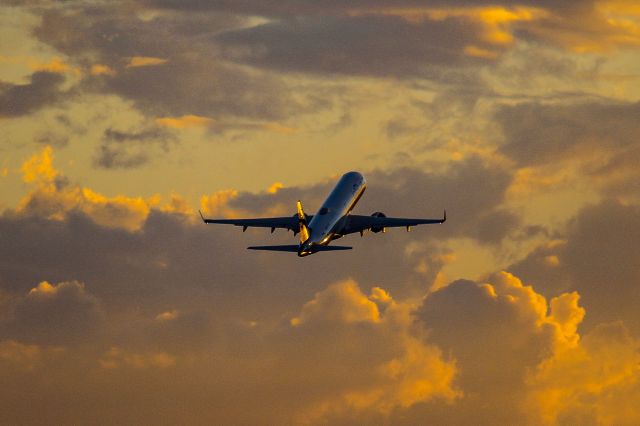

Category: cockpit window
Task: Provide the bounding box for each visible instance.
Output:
[319,207,329,215]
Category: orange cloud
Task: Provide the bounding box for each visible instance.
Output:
[350,6,547,57]
[17,147,157,230]
[155,114,214,129]
[290,279,459,422]
[526,322,640,425]
[90,64,116,76]
[267,182,284,194]
[24,57,82,76]
[126,56,168,68]
[200,189,245,219]
[20,145,57,184]
[155,310,180,322]
[290,279,381,326]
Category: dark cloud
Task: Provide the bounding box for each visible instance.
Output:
[94,127,175,169]
[0,71,66,117]
[217,15,485,77]
[496,101,640,167]
[411,271,584,425]
[510,199,640,334]
[144,0,594,16]
[32,6,313,120]
[2,280,104,345]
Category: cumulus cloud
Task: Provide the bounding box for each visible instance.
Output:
[526,321,640,425]
[245,279,459,423]
[3,280,103,345]
[410,273,574,422]
[16,146,164,230]
[510,199,640,334]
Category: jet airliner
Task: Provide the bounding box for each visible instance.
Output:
[199,171,446,257]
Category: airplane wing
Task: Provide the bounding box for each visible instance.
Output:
[199,210,310,233]
[247,245,352,252]
[342,210,446,235]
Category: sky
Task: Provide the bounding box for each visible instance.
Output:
[1,0,640,424]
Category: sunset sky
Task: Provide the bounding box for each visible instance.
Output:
[2,0,640,424]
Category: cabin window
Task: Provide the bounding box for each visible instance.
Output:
[319,207,329,215]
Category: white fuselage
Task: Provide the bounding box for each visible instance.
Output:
[298,171,366,255]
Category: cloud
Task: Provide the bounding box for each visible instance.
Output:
[216,14,486,77]
[94,126,176,169]
[526,321,640,425]
[126,56,169,68]
[32,6,308,121]
[0,339,43,371]
[16,146,161,230]
[509,199,640,335]
[155,114,214,129]
[98,346,176,369]
[290,279,382,325]
[0,71,66,117]
[496,100,640,168]
[411,271,587,423]
[3,280,104,345]
[259,279,460,422]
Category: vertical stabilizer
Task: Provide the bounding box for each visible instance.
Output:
[296,200,310,244]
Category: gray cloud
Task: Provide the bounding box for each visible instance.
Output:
[144,0,594,16]
[217,15,486,77]
[0,71,66,117]
[94,127,175,169]
[32,6,312,120]
[2,280,104,345]
[496,101,640,167]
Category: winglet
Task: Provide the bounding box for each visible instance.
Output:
[442,209,447,223]
[198,209,206,223]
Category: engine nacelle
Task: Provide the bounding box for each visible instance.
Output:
[370,212,386,233]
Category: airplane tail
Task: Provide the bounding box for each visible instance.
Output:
[296,200,310,244]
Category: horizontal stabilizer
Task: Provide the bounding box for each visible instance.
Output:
[247,245,299,252]
[312,245,352,251]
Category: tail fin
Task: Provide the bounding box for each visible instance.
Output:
[296,200,310,244]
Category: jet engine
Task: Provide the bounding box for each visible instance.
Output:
[370,212,386,233]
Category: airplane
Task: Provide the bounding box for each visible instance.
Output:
[199,171,446,257]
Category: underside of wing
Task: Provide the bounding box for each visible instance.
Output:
[199,211,308,232]
[343,211,446,235]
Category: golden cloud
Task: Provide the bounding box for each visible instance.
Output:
[291,279,381,326]
[126,56,169,68]
[267,182,284,194]
[17,147,156,231]
[199,189,243,219]
[155,114,214,129]
[290,279,460,421]
[89,64,116,76]
[350,5,547,58]
[526,322,640,425]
